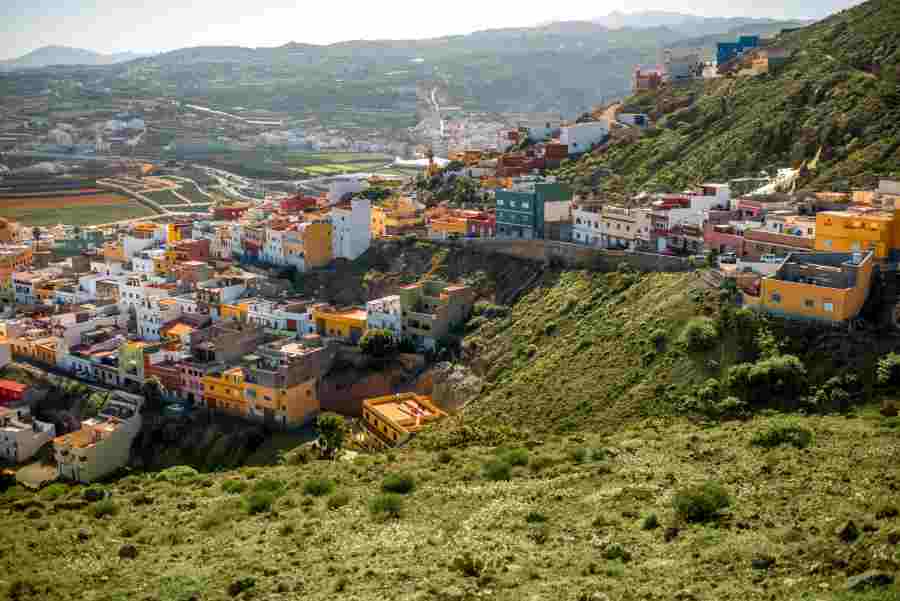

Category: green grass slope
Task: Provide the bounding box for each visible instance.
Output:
[3,413,899,601]
[460,270,709,433]
[557,0,900,193]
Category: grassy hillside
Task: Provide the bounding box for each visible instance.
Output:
[557,0,900,193]
[3,411,899,601]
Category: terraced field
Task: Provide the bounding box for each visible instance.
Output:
[0,192,157,226]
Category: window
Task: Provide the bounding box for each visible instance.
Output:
[804,299,815,309]
[770,292,782,304]
[823,302,834,312]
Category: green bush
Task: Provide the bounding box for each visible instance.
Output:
[303,477,336,497]
[157,465,200,483]
[42,483,68,501]
[603,544,632,562]
[723,354,808,408]
[482,459,512,481]
[672,481,731,523]
[382,473,416,495]
[525,511,547,523]
[252,479,286,495]
[221,479,248,494]
[679,317,719,352]
[91,498,118,519]
[641,513,659,530]
[327,491,351,510]
[499,447,529,467]
[359,329,397,359]
[751,421,814,449]
[876,352,900,386]
[369,493,403,519]
[242,491,276,515]
[569,447,588,464]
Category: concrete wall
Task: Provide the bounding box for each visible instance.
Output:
[437,239,692,272]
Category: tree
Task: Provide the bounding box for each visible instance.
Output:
[359,329,397,360]
[315,412,348,459]
[444,160,465,173]
[141,376,164,413]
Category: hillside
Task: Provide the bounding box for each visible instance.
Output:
[557,0,900,194]
[0,46,145,71]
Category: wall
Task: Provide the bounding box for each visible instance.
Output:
[438,239,692,273]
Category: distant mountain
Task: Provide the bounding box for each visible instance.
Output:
[0,46,148,71]
[591,11,810,37]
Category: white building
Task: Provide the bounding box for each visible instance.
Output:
[262,229,287,266]
[53,393,142,483]
[573,207,603,247]
[0,407,56,464]
[559,121,609,155]
[0,338,10,370]
[366,295,403,339]
[331,198,371,261]
[132,249,166,275]
[118,276,171,316]
[122,235,157,260]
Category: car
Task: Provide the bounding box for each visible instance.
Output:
[760,254,784,264]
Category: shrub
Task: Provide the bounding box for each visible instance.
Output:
[91,498,118,519]
[359,329,397,359]
[157,465,200,483]
[641,513,660,530]
[877,352,900,386]
[603,544,632,562]
[499,447,529,467]
[525,511,547,523]
[472,301,510,319]
[252,479,286,495]
[159,575,206,601]
[436,450,453,464]
[679,317,719,352]
[221,479,248,495]
[569,447,588,464]
[382,473,416,495]
[242,491,276,515]
[369,493,403,519]
[672,481,731,523]
[327,492,351,510]
[723,354,808,408]
[303,477,336,497]
[42,483,68,501]
[751,421,814,449]
[482,459,512,481]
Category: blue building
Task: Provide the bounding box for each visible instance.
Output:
[495,178,572,239]
[717,35,760,66]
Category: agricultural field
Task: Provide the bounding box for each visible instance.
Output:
[143,189,191,206]
[285,152,394,177]
[0,193,157,226]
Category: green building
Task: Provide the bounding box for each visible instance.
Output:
[495,178,572,239]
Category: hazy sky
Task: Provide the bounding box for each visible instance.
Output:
[1,0,866,60]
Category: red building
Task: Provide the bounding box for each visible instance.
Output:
[280,195,319,213]
[170,238,210,263]
[465,212,496,238]
[0,380,28,406]
[213,205,250,221]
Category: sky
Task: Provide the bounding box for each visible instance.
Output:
[1,0,867,61]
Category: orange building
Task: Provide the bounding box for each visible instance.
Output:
[362,393,446,446]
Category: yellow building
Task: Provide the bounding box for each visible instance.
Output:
[131,222,158,239]
[311,306,367,343]
[814,209,900,260]
[244,378,318,426]
[201,367,247,415]
[299,222,333,269]
[0,245,33,301]
[11,336,57,366]
[219,301,251,322]
[102,241,126,263]
[362,393,447,446]
[370,197,423,238]
[743,251,874,323]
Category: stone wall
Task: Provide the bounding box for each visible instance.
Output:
[437,239,693,273]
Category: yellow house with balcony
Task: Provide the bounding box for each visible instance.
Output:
[244,378,319,426]
[201,367,247,415]
[814,209,900,260]
[311,306,367,343]
[370,197,423,238]
[742,251,874,323]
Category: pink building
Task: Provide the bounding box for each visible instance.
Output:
[704,223,747,255]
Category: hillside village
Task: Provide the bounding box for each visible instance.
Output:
[1,0,900,599]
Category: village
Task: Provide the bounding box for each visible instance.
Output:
[0,25,896,487]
